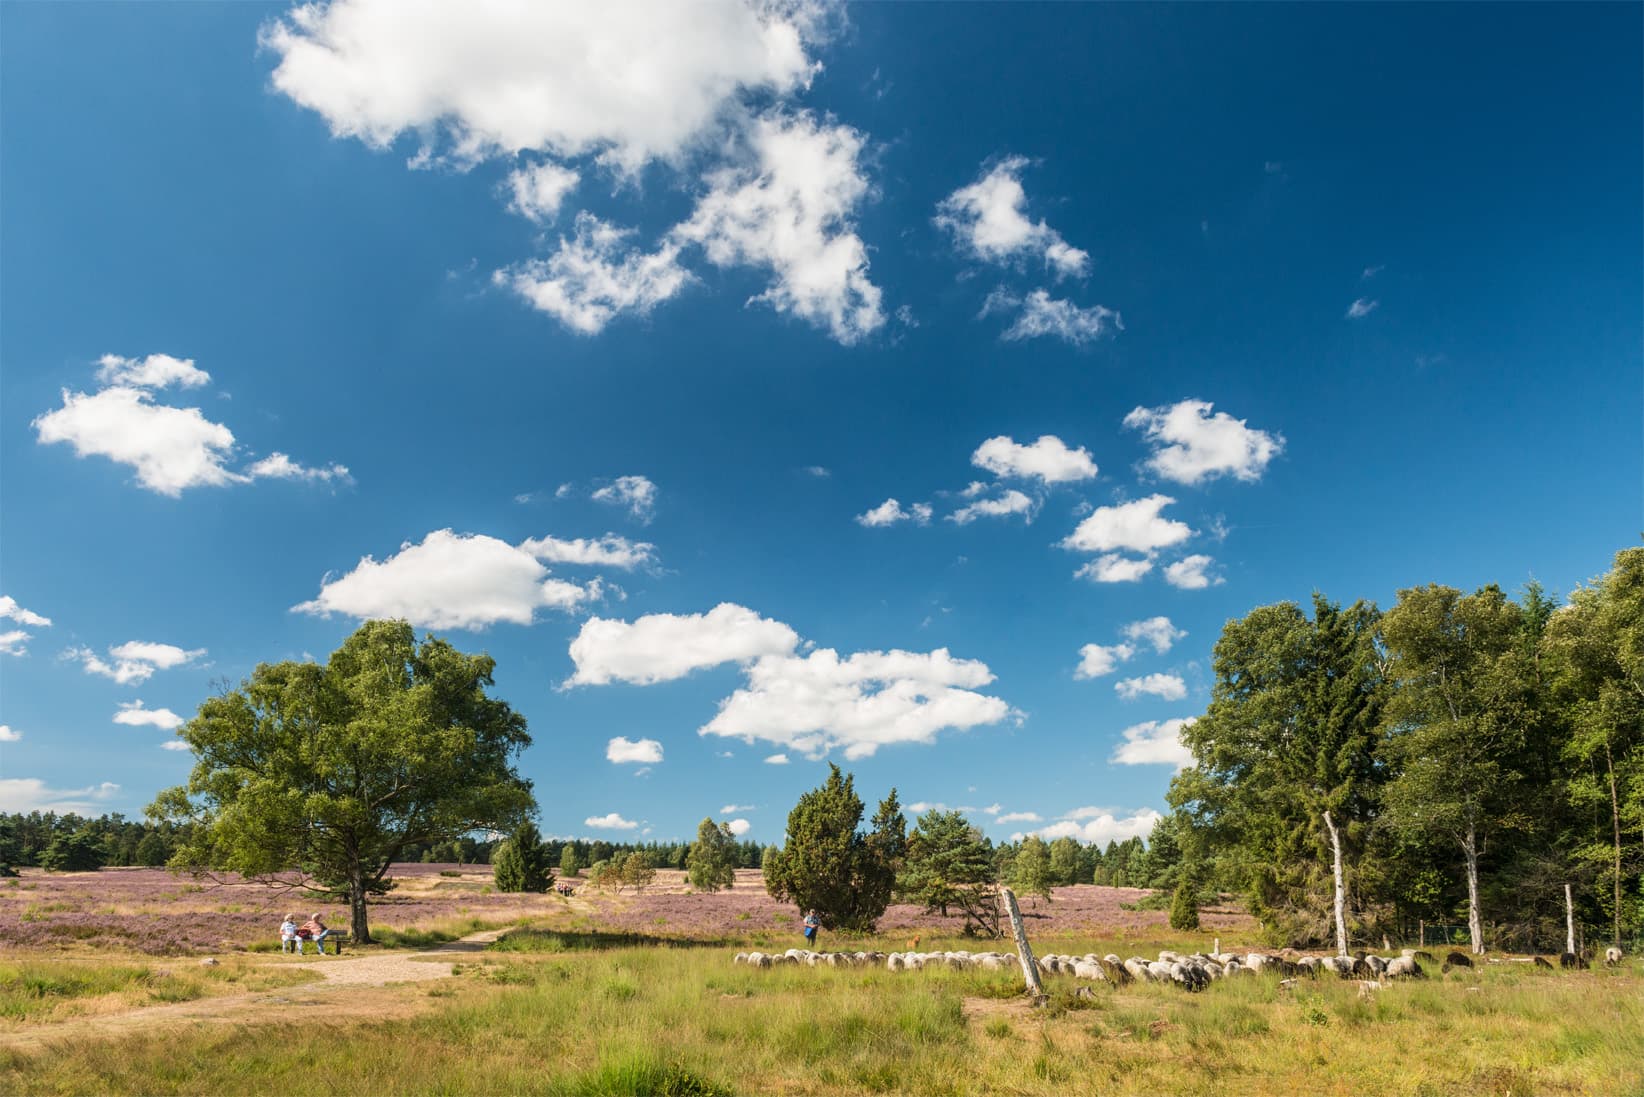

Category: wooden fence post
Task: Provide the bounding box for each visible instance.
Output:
[998,886,1045,1001]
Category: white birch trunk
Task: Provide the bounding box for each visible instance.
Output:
[1565,883,1576,955]
[1323,809,1348,957]
[1462,823,1484,955]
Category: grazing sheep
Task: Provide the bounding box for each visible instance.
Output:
[1559,951,1588,970]
[1604,947,1623,967]
[751,953,772,968]
[1532,956,1555,970]
[1383,956,1424,980]
[887,954,906,972]
[1124,957,1151,983]
[1147,960,1175,983]
[1444,951,1473,969]
[1363,955,1388,976]
[1072,959,1109,983]
[733,953,748,965]
[1402,949,1436,962]
[1296,956,1322,977]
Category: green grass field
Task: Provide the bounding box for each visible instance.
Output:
[3,924,1639,1096]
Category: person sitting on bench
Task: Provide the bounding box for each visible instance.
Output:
[299,912,331,956]
[280,914,301,953]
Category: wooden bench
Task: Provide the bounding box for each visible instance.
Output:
[285,930,351,955]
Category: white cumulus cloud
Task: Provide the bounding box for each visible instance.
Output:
[495,214,691,335]
[0,596,51,628]
[0,725,20,742]
[0,632,29,657]
[720,804,755,814]
[726,818,752,837]
[68,642,207,686]
[591,475,658,522]
[1164,555,1222,590]
[971,435,1096,484]
[1073,555,1154,584]
[1075,642,1134,679]
[519,533,656,570]
[995,811,1041,825]
[674,112,884,344]
[244,452,353,484]
[856,498,932,528]
[1111,718,1196,769]
[113,700,185,730]
[1063,495,1193,555]
[935,157,1089,279]
[606,736,664,765]
[262,0,824,174]
[95,353,210,390]
[947,489,1034,526]
[584,812,639,831]
[1024,808,1162,845]
[0,778,120,815]
[1115,673,1187,702]
[505,161,580,223]
[293,529,603,630]
[1122,616,1186,654]
[567,603,799,686]
[986,289,1121,345]
[701,647,1013,760]
[1123,399,1283,485]
[763,753,790,765]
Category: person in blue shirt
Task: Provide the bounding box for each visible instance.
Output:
[803,910,820,948]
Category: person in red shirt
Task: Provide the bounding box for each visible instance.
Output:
[300,913,331,956]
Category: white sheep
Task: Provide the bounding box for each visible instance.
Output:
[1384,956,1424,980]
[1605,947,1624,967]
[733,952,748,965]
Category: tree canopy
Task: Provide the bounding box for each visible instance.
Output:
[899,809,1001,936]
[763,765,901,932]
[150,619,535,942]
[687,817,739,892]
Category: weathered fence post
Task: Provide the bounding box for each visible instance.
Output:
[998,886,1044,1001]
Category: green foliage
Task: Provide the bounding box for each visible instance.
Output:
[686,818,737,892]
[763,764,899,932]
[149,619,535,942]
[1048,836,1081,887]
[1009,836,1053,904]
[559,843,581,879]
[620,851,656,892]
[494,823,553,893]
[1168,877,1200,931]
[899,809,1001,937]
[40,830,104,872]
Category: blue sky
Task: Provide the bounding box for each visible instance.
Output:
[2,2,1639,847]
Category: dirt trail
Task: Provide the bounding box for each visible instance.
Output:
[0,929,509,1053]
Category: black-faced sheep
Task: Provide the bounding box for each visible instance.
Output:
[1604,947,1623,967]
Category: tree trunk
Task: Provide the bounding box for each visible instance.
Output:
[1323,810,1348,957]
[1461,823,1483,955]
[998,886,1044,999]
[349,865,371,943]
[1606,742,1623,950]
[1565,882,1576,956]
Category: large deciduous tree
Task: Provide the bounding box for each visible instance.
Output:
[150,619,535,943]
[763,766,900,932]
[1379,585,1539,954]
[1171,595,1385,950]
[686,817,738,892]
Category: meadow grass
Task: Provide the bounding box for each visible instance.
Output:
[0,956,319,1024]
[2,924,1639,1096]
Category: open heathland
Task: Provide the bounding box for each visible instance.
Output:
[2,865,1638,1096]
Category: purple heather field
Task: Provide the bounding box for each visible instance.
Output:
[0,866,1253,955]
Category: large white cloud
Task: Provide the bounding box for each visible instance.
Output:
[1023,807,1162,845]
[113,700,185,730]
[971,435,1096,484]
[986,289,1121,345]
[1164,555,1223,590]
[68,642,207,686]
[726,818,752,837]
[947,489,1034,526]
[856,499,931,527]
[1114,673,1187,702]
[934,157,1088,279]
[701,647,1012,760]
[1123,399,1283,485]
[1111,718,1196,769]
[606,736,664,765]
[674,113,883,344]
[0,596,51,628]
[1123,616,1185,654]
[1075,642,1134,679]
[0,778,121,815]
[1062,495,1193,554]
[494,214,692,335]
[566,603,799,686]
[519,533,656,570]
[294,529,603,630]
[262,0,824,173]
[33,355,346,496]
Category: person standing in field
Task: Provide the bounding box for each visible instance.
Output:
[803,910,820,949]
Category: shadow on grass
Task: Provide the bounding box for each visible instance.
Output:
[490,928,739,953]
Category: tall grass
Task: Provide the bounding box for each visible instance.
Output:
[3,937,1639,1096]
[0,958,318,1023]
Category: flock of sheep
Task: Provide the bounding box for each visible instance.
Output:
[732,944,1626,994]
